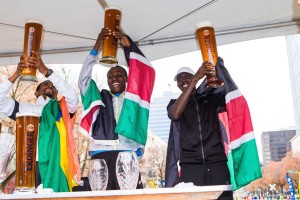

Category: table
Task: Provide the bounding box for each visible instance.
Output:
[0,185,232,200]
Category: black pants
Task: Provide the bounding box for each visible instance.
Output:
[73,151,143,191]
[179,161,233,200]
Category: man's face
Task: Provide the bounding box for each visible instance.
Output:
[176,72,193,92]
[107,67,127,94]
[35,80,58,100]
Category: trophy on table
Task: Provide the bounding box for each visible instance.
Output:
[116,151,139,190]
[88,159,108,191]
[14,112,39,193]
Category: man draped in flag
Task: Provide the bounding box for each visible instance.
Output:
[39,97,82,192]
[78,28,155,190]
[165,58,261,199]
[0,51,81,192]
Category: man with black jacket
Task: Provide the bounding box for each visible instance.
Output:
[165,60,233,199]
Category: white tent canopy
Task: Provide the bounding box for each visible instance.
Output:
[0,0,299,65]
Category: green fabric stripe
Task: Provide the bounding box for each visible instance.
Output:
[81,80,102,110]
[38,100,69,192]
[115,99,149,145]
[227,139,262,190]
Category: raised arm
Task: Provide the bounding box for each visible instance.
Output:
[27,52,79,114]
[0,56,42,119]
[0,78,18,118]
[78,29,109,96]
[78,27,130,96]
[168,62,214,120]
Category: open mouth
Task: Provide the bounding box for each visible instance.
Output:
[112,83,120,88]
[182,84,188,88]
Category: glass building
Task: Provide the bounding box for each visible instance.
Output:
[286,34,300,154]
[286,34,300,134]
[148,91,180,144]
[261,130,296,164]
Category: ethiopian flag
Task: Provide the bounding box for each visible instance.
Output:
[115,38,156,145]
[39,98,81,192]
[216,58,262,190]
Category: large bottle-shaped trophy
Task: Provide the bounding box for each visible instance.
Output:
[195,21,224,88]
[99,6,122,67]
[20,19,43,83]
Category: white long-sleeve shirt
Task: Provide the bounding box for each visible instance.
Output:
[0,72,79,118]
[0,72,79,162]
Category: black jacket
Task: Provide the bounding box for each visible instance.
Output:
[91,89,118,140]
[165,57,234,187]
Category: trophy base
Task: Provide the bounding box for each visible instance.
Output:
[19,75,38,83]
[13,187,36,194]
[99,56,118,67]
[206,79,224,88]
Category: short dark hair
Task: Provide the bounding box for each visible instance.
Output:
[114,65,128,78]
[35,80,51,92]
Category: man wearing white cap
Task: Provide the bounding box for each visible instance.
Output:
[165,60,233,199]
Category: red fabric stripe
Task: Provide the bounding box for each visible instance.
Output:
[226,95,253,141]
[126,58,155,102]
[218,112,230,156]
[79,106,100,133]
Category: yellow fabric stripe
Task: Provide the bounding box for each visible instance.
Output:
[56,118,76,191]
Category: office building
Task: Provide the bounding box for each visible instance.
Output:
[261,129,296,164]
[148,91,180,144]
[286,34,300,134]
[286,34,300,154]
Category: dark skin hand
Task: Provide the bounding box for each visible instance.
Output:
[27,52,58,99]
[169,61,215,120]
[9,51,58,100]
[93,26,130,51]
[26,51,49,75]
[9,56,27,83]
[9,51,49,84]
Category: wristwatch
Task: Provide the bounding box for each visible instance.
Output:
[45,69,53,78]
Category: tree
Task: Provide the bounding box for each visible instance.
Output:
[139,133,167,188]
[245,151,300,195]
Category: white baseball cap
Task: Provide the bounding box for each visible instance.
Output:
[174,67,195,81]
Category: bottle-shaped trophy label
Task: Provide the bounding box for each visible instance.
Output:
[14,112,39,193]
[99,6,122,67]
[195,21,224,88]
[20,19,43,83]
[26,27,35,58]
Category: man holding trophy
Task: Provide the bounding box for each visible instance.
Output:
[0,52,78,126]
[0,19,80,193]
[0,52,80,190]
[165,21,261,199]
[77,6,155,191]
